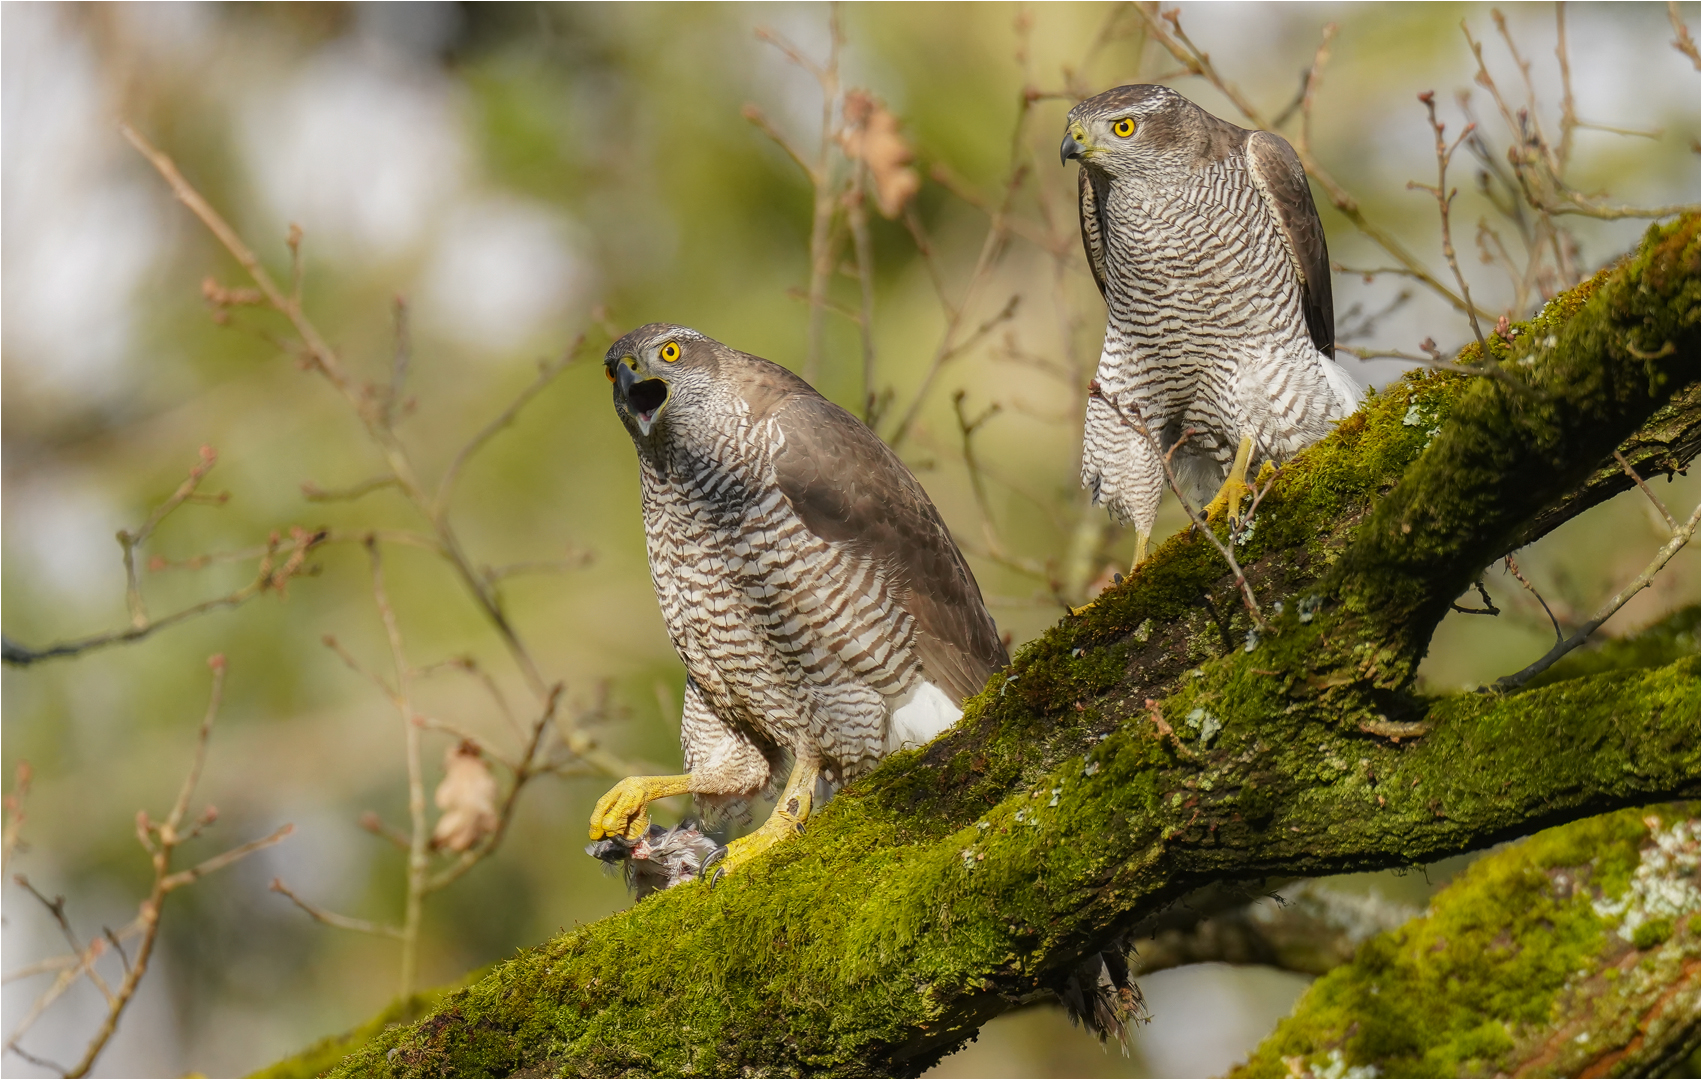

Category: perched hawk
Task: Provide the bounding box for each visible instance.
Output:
[1062,84,1361,565]
[589,324,1008,876]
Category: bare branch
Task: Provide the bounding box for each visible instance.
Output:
[1494,505,1700,690]
[3,762,32,875]
[432,341,584,520]
[1451,579,1502,616]
[359,811,412,851]
[1615,451,1678,530]
[270,878,405,939]
[1410,92,1489,354]
[1503,552,1566,644]
[1670,0,1701,69]
[1298,23,1337,155]
[159,824,293,892]
[302,476,400,503]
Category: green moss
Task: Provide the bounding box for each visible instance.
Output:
[1632,917,1676,950]
[253,985,464,1078]
[1235,804,1700,1078]
[1334,215,1699,666]
[295,218,1699,1078]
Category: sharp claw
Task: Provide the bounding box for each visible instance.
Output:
[703,845,727,870]
[710,866,726,888]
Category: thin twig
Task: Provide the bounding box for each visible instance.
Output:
[49,658,290,1079]
[1091,383,1269,634]
[3,528,325,667]
[302,476,400,503]
[1493,505,1700,690]
[360,812,413,851]
[124,124,588,743]
[1503,553,1565,643]
[1451,579,1502,616]
[432,341,584,520]
[1615,451,1678,530]
[368,541,429,998]
[1298,23,1337,155]
[426,682,564,893]
[269,878,405,939]
[1555,3,1578,171]
[3,762,34,875]
[118,447,223,628]
[1669,1,1700,69]
[1411,92,1489,355]
[753,9,844,384]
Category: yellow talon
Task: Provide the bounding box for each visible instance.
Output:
[589,774,694,841]
[1204,435,1256,524]
[705,757,817,881]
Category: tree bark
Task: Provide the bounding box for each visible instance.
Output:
[1235,802,1700,1079]
[300,216,1697,1078]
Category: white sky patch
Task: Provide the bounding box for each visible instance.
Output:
[417,196,592,356]
[3,472,128,616]
[0,3,166,399]
[238,36,468,262]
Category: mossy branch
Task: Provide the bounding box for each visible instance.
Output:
[290,217,1696,1078]
[1235,802,1700,1079]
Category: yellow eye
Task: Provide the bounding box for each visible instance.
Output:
[660,341,681,362]
[605,367,615,382]
[1112,118,1135,138]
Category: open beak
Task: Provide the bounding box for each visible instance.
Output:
[609,359,669,436]
[1060,130,1087,165]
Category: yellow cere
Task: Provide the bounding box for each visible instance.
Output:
[1112,117,1135,137]
[660,341,681,362]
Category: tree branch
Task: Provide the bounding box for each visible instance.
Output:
[1237,803,1700,1078]
[302,216,1700,1080]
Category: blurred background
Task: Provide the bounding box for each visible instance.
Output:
[2,3,1696,1076]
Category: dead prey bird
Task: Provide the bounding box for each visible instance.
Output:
[585,821,721,899]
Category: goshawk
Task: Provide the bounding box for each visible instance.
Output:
[1062,84,1361,565]
[589,324,1008,875]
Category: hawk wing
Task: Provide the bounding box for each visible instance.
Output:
[771,393,1009,705]
[1245,130,1335,357]
[1077,165,1112,302]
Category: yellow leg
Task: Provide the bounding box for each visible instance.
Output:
[589,773,695,841]
[1203,435,1256,525]
[1070,530,1151,616]
[706,756,819,880]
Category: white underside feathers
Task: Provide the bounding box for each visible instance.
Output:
[1320,352,1364,417]
[885,679,962,754]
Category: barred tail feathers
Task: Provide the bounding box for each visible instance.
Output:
[1080,393,1166,537]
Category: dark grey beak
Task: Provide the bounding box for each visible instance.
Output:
[610,357,639,400]
[608,357,669,435]
[1060,131,1085,165]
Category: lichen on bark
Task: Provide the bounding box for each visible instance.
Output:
[1235,803,1700,1079]
[269,216,1697,1079]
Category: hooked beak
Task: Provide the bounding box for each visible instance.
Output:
[609,358,670,437]
[1060,130,1087,165]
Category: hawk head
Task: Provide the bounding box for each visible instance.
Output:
[603,323,717,441]
[1060,84,1208,181]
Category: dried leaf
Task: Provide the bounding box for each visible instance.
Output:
[841,90,919,219]
[432,740,499,853]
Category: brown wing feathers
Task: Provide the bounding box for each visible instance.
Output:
[1245,130,1335,358]
[770,392,1009,704]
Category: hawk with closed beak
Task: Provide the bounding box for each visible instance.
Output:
[1062,84,1361,565]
